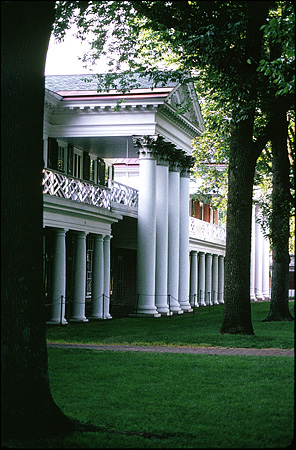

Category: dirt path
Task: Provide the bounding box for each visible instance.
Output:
[47,342,294,357]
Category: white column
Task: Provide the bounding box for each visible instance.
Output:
[89,234,104,319]
[103,235,112,319]
[250,204,256,300]
[212,254,219,305]
[168,162,183,314]
[255,206,264,300]
[205,253,213,305]
[262,236,270,299]
[70,231,88,322]
[218,255,224,303]
[155,160,171,315]
[179,169,193,312]
[189,250,198,307]
[47,228,68,325]
[135,138,160,317]
[198,252,206,306]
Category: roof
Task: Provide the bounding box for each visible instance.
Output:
[45,73,179,94]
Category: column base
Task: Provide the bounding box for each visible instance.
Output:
[159,311,173,316]
[218,300,224,304]
[171,309,184,315]
[199,302,207,307]
[156,306,172,316]
[181,307,193,313]
[46,319,68,325]
[132,303,161,317]
[69,317,89,323]
[213,300,220,305]
[88,314,112,320]
[130,312,161,318]
[180,302,193,312]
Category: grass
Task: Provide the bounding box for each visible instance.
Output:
[8,349,295,448]
[46,301,295,349]
[4,302,294,448]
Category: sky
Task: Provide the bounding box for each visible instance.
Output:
[45,26,108,75]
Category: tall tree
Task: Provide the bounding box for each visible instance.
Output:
[263,105,294,321]
[60,0,292,334]
[1,1,76,439]
[257,1,295,320]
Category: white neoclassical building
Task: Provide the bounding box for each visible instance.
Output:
[43,74,269,324]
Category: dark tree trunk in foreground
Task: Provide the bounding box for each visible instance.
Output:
[220,119,257,335]
[263,108,294,322]
[1,1,76,439]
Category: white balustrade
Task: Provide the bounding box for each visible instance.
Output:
[189,217,226,244]
[109,180,139,208]
[43,169,138,210]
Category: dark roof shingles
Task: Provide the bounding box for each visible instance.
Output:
[45,74,178,93]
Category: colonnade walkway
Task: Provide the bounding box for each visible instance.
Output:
[47,342,294,357]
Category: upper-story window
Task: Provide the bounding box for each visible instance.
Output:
[73,149,83,178]
[90,158,96,182]
[47,137,67,173]
[57,146,65,172]
[199,202,204,221]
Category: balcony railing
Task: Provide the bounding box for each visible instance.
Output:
[190,217,226,244]
[109,180,139,208]
[43,170,225,244]
[42,169,138,210]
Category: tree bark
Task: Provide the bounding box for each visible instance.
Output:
[1,1,76,439]
[220,119,257,334]
[263,108,294,322]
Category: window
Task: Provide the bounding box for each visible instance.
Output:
[57,146,65,172]
[199,202,204,221]
[90,159,96,182]
[73,149,83,178]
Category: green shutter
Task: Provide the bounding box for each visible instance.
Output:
[83,152,90,181]
[47,138,58,170]
[67,144,74,175]
[98,159,106,185]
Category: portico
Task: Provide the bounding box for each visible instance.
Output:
[43,74,228,322]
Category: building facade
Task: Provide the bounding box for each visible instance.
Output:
[43,74,269,324]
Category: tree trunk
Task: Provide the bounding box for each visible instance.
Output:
[220,119,257,334]
[263,108,294,322]
[1,1,76,439]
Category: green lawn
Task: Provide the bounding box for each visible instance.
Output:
[46,301,295,349]
[4,302,294,448]
[10,349,295,448]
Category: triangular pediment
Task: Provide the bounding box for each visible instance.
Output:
[166,83,205,132]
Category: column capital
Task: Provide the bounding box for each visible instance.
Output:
[94,233,104,242]
[132,135,158,159]
[168,149,188,172]
[180,155,195,178]
[54,227,68,236]
[73,230,87,238]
